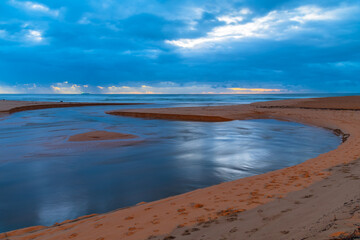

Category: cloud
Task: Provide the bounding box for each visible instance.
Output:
[8,0,62,17]
[26,29,43,42]
[166,5,358,48]
[290,5,344,23]
[0,83,46,93]
[50,82,84,94]
[102,83,287,94]
[0,82,92,94]
[0,27,46,44]
[0,85,19,94]
[0,82,287,94]
[0,0,359,93]
[217,8,252,24]
[0,83,280,94]
[228,88,282,93]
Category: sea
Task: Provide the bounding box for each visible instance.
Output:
[0,93,353,232]
[0,93,357,106]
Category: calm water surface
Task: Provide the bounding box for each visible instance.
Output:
[0,93,358,106]
[0,96,342,232]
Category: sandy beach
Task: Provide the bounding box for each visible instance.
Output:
[1,96,360,240]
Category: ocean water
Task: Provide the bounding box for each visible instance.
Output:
[0,94,344,232]
[0,93,358,106]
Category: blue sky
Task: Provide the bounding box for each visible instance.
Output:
[0,0,359,94]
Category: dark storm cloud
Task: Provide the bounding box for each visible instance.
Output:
[0,0,359,93]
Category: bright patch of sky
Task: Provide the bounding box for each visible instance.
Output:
[166,5,357,48]
[9,0,61,17]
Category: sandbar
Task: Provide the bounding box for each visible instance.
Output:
[0,100,144,115]
[68,130,138,142]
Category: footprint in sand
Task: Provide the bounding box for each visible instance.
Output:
[191,228,200,232]
[302,194,313,198]
[177,208,186,213]
[68,233,78,239]
[229,227,238,233]
[94,223,103,228]
[246,228,258,234]
[190,203,204,208]
[163,236,176,240]
[151,219,160,224]
[182,230,191,236]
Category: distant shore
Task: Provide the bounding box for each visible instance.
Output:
[1,96,360,240]
[0,100,144,115]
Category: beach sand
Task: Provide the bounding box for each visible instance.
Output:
[68,131,138,142]
[1,96,360,240]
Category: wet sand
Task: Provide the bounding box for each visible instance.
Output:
[68,130,138,142]
[1,96,360,240]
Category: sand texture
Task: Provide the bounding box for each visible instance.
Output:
[1,96,360,240]
[68,131,138,142]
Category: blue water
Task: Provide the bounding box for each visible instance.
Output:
[0,94,342,232]
[0,93,358,106]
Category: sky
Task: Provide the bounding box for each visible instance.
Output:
[0,0,359,94]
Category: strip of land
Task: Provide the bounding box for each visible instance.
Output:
[1,96,360,240]
[68,130,138,142]
[0,100,144,115]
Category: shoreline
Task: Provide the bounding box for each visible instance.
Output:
[0,100,145,116]
[1,96,360,240]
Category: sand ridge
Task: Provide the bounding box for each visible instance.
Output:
[1,96,360,240]
[68,130,138,142]
[0,100,144,115]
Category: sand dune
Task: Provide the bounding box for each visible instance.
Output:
[1,96,360,240]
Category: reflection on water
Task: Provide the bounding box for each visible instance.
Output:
[0,105,340,232]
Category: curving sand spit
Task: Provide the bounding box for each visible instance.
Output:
[0,100,143,115]
[1,96,360,240]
